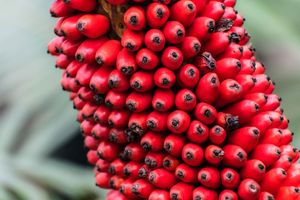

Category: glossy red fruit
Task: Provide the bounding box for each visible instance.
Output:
[121,29,144,52]
[60,15,83,41]
[220,168,240,189]
[145,152,166,169]
[105,90,127,109]
[108,158,126,176]
[209,125,227,145]
[175,89,197,112]
[75,63,98,86]
[276,186,300,200]
[177,64,200,89]
[198,167,220,189]
[182,143,204,166]
[96,172,112,188]
[167,110,191,134]
[196,72,220,104]
[170,0,196,27]
[48,36,65,55]
[187,17,215,42]
[130,70,154,92]
[164,134,186,157]
[205,145,224,166]
[202,1,225,21]
[215,58,241,81]
[180,36,201,59]
[77,14,110,38]
[187,120,209,144]
[251,144,281,167]
[272,154,293,171]
[54,17,65,36]
[89,66,112,94]
[175,163,198,183]
[116,48,137,75]
[97,141,121,161]
[61,39,81,57]
[261,167,287,195]
[108,110,130,128]
[216,79,243,107]
[218,43,243,59]
[144,29,166,52]
[146,3,170,28]
[141,131,165,152]
[75,37,108,63]
[260,128,283,146]
[147,111,169,132]
[223,145,247,168]
[228,126,260,152]
[163,155,180,172]
[63,0,96,12]
[192,186,218,200]
[128,112,148,135]
[124,142,146,162]
[95,40,122,67]
[154,67,176,89]
[119,179,136,198]
[50,0,74,18]
[55,54,72,69]
[259,192,275,200]
[161,46,184,70]
[219,190,238,200]
[124,6,146,31]
[237,179,260,200]
[91,124,110,141]
[202,32,238,56]
[107,70,129,93]
[148,168,178,189]
[170,182,193,200]
[132,179,155,198]
[240,159,266,182]
[126,91,152,112]
[194,102,217,125]
[149,190,170,200]
[152,89,174,112]
[136,48,159,70]
[163,21,185,44]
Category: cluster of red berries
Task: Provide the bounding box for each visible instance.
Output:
[48,0,300,199]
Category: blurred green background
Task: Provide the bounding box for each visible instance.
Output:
[0,0,299,199]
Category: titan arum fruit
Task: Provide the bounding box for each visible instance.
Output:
[48,0,300,199]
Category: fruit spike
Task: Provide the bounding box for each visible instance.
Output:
[48,0,300,199]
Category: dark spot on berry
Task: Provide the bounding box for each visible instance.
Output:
[129,15,138,25]
[153,36,161,44]
[156,8,164,18]
[186,152,193,160]
[176,170,184,178]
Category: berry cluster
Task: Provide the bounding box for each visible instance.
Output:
[48,0,300,199]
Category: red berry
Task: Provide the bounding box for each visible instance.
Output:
[130,70,154,92]
[167,110,191,134]
[148,168,178,189]
[124,6,146,31]
[154,67,176,89]
[182,143,204,166]
[77,14,110,38]
[237,179,260,200]
[198,167,220,189]
[146,3,170,28]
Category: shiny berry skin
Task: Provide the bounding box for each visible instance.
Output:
[223,145,247,168]
[237,179,260,200]
[182,143,204,166]
[221,168,240,189]
[167,110,191,134]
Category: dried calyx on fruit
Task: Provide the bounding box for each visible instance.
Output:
[48,0,300,199]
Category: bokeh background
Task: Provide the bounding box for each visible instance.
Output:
[0,0,299,199]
